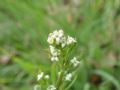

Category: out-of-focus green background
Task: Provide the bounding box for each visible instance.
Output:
[0,0,120,90]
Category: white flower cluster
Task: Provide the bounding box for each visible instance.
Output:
[47,29,76,48]
[47,30,64,45]
[65,73,72,81]
[63,57,79,82]
[37,72,49,81]
[67,35,77,45]
[47,85,56,90]
[71,57,80,67]
[49,45,60,61]
[47,29,76,61]
[37,73,56,90]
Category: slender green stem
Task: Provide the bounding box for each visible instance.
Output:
[56,57,66,90]
[56,47,72,90]
[56,70,64,90]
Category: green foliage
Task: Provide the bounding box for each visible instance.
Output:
[0,0,120,90]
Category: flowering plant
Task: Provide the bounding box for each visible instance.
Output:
[35,30,80,90]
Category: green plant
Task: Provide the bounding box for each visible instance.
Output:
[34,29,80,90]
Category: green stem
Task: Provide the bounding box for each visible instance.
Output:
[56,47,72,90]
[56,70,64,90]
[56,58,67,90]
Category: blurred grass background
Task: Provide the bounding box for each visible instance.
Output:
[0,0,120,90]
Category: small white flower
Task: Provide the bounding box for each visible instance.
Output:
[61,36,67,48]
[58,29,64,37]
[67,35,76,45]
[51,56,59,61]
[34,85,41,90]
[49,45,55,53]
[37,72,44,81]
[71,57,80,67]
[51,57,55,61]
[61,43,66,48]
[47,38,54,44]
[47,85,56,90]
[53,30,59,37]
[49,45,60,56]
[54,57,59,61]
[56,37,61,45]
[47,33,54,44]
[45,75,49,79]
[65,73,72,81]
